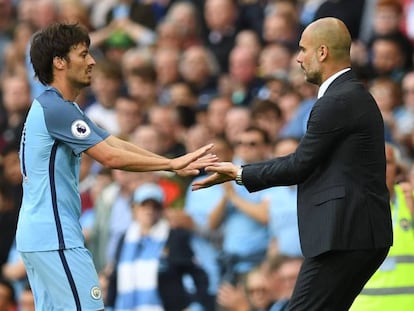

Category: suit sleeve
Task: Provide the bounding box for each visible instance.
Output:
[243,95,349,192]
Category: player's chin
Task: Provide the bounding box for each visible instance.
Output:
[78,80,92,88]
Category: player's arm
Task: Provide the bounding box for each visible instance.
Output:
[85,135,216,175]
[105,135,164,159]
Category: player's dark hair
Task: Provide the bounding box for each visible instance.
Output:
[30,23,90,85]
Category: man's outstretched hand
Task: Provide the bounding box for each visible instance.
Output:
[191,162,241,190]
[173,144,219,176]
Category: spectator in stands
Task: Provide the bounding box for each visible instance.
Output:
[132,122,189,210]
[0,143,22,209]
[216,265,274,311]
[124,65,158,112]
[80,164,114,244]
[107,182,210,310]
[179,45,220,109]
[89,169,157,274]
[24,0,60,99]
[131,125,164,156]
[2,21,34,77]
[106,182,170,310]
[368,77,400,143]
[163,1,203,49]
[183,124,215,155]
[0,278,16,311]
[279,66,317,139]
[394,71,414,154]
[257,76,289,106]
[206,96,234,138]
[278,87,303,133]
[366,0,413,69]
[250,99,284,144]
[180,135,235,309]
[0,0,14,75]
[262,12,300,53]
[237,0,266,39]
[120,47,153,78]
[155,18,183,50]
[0,74,31,153]
[57,0,93,31]
[224,106,252,147]
[18,283,34,311]
[85,60,124,134]
[104,0,157,48]
[367,34,408,83]
[245,266,275,311]
[265,137,302,258]
[147,105,187,158]
[153,47,182,105]
[0,144,22,270]
[1,240,27,302]
[168,82,199,109]
[265,255,303,311]
[258,43,293,80]
[113,94,143,141]
[202,0,240,73]
[0,178,19,271]
[401,0,414,44]
[227,45,265,106]
[313,0,365,39]
[209,127,271,286]
[234,30,262,59]
[350,143,414,310]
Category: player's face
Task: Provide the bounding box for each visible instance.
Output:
[66,42,96,89]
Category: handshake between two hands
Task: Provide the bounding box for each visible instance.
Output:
[173,143,240,191]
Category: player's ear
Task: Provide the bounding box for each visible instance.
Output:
[53,56,66,70]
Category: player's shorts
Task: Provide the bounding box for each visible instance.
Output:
[20,247,104,311]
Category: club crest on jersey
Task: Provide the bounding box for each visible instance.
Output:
[90,286,102,300]
[71,120,91,139]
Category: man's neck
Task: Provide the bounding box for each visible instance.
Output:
[50,81,79,102]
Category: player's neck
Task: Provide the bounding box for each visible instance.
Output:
[50,80,80,102]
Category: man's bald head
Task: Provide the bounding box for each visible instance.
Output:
[306,17,352,63]
[296,17,352,85]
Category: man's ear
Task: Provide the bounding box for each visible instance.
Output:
[53,56,66,70]
[318,45,329,61]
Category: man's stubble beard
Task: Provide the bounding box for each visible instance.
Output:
[304,70,322,86]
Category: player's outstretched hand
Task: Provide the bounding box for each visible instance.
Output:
[172,143,218,176]
[176,153,219,176]
[192,162,240,190]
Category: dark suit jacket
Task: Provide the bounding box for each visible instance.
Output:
[242,70,393,257]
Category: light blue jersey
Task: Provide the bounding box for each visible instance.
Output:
[17,87,109,252]
[222,182,269,273]
[184,176,224,294]
[265,186,302,257]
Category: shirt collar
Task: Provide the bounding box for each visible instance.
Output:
[317,68,351,99]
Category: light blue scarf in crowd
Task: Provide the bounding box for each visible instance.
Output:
[115,219,170,311]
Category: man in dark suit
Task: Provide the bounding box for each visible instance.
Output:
[192,17,393,310]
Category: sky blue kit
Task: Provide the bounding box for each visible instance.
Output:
[17,87,109,310]
[17,87,108,252]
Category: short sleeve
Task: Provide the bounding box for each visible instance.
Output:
[43,100,109,155]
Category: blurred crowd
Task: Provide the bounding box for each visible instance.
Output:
[1,0,414,310]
